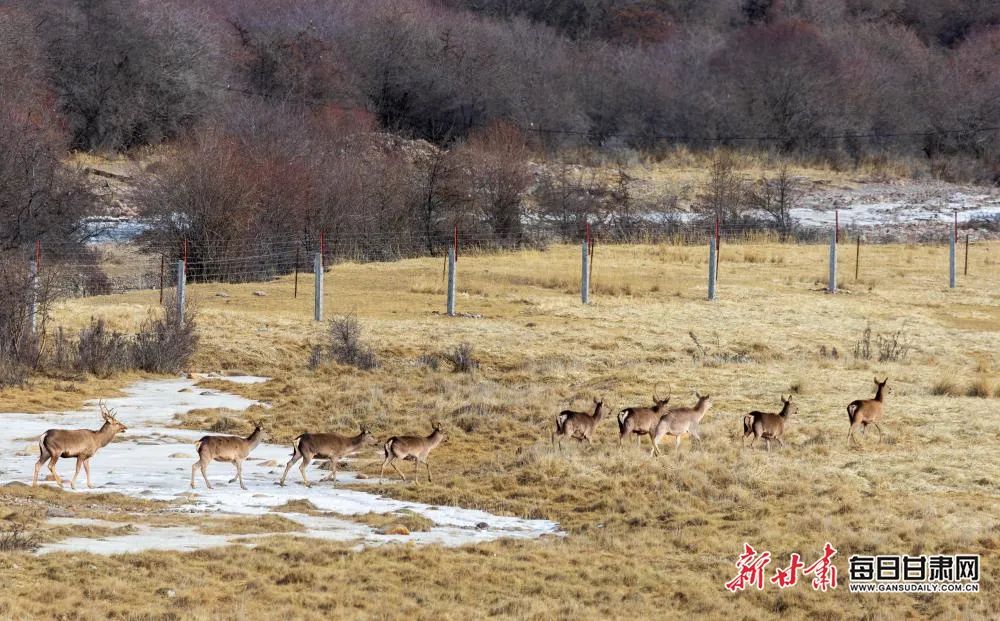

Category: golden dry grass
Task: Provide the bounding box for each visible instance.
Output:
[1,241,998,619]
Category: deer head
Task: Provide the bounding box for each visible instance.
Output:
[99,400,127,434]
[359,424,378,444]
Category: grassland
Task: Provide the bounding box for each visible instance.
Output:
[1,241,998,620]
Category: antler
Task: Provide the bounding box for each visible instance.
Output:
[98,399,117,421]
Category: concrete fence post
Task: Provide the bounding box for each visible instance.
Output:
[447,247,456,317]
[708,238,716,301]
[176,260,185,327]
[581,240,590,304]
[828,229,837,294]
[949,231,956,289]
[314,253,323,321]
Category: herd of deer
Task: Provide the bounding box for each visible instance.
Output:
[27,377,891,491]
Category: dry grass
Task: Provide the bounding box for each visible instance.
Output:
[0,242,998,619]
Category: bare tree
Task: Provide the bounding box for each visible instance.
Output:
[748,165,799,238]
[694,152,749,228]
[42,0,220,151]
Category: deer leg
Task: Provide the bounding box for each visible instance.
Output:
[83,459,94,488]
[199,460,213,489]
[235,460,247,490]
[70,458,83,490]
[279,453,301,487]
[323,458,339,485]
[379,457,389,483]
[390,460,407,482]
[674,435,681,452]
[690,429,703,447]
[649,437,660,457]
[765,438,771,453]
[33,448,49,487]
[848,422,863,446]
[48,455,63,488]
[777,438,785,449]
[873,422,884,443]
[424,460,432,483]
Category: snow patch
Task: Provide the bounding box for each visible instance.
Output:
[0,377,559,554]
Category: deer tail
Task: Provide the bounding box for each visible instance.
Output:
[846,402,858,423]
[555,412,570,434]
[617,409,630,433]
[742,414,753,437]
[291,434,305,457]
[383,438,395,459]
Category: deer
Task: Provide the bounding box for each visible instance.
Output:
[743,395,796,451]
[650,392,714,456]
[32,400,127,489]
[551,397,607,451]
[847,377,890,446]
[279,424,377,487]
[190,420,265,490]
[379,422,446,483]
[618,386,671,449]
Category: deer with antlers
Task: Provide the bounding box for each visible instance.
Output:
[31,400,127,489]
[380,422,446,483]
[743,395,796,451]
[650,392,714,456]
[618,386,671,449]
[190,420,265,490]
[552,397,607,451]
[847,377,890,445]
[279,424,377,487]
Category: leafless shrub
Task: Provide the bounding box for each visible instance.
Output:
[315,314,379,371]
[131,299,198,373]
[75,318,133,378]
[854,325,910,362]
[0,522,39,553]
[417,353,441,371]
[445,343,479,373]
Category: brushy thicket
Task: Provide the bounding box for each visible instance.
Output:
[0,267,198,385]
[74,302,198,378]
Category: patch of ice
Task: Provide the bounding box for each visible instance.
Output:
[0,377,560,554]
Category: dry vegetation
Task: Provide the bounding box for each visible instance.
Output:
[0,241,998,619]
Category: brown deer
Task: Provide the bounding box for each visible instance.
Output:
[552,397,607,451]
[743,395,796,451]
[847,377,890,445]
[190,421,265,490]
[32,400,127,489]
[618,387,671,449]
[279,424,377,487]
[650,392,714,456]
[379,422,446,483]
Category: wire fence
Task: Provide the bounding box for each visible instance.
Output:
[5,216,988,306]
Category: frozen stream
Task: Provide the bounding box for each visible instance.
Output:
[0,377,559,554]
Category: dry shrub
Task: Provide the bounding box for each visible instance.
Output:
[0,522,39,553]
[445,342,478,373]
[965,376,994,398]
[75,318,133,377]
[131,300,198,373]
[930,377,961,397]
[853,325,910,362]
[315,314,379,370]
